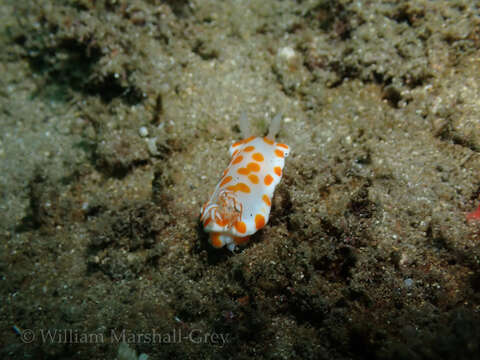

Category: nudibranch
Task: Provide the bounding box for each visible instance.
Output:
[200,114,290,251]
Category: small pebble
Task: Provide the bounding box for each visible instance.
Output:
[278,46,296,62]
[404,278,414,288]
[139,126,149,137]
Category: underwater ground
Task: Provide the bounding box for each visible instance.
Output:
[1,0,480,359]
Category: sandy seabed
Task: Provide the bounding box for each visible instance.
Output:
[1,1,480,359]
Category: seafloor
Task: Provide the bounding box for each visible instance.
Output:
[1,1,480,359]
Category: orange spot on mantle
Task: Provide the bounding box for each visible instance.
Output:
[252,152,264,162]
[235,221,247,234]
[248,174,259,184]
[255,214,265,230]
[227,182,251,193]
[232,155,243,164]
[264,174,273,185]
[263,137,274,145]
[262,194,271,207]
[220,176,232,187]
[237,167,250,175]
[210,233,223,248]
[274,149,284,158]
[247,162,261,172]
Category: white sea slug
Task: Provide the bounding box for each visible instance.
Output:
[200,114,290,251]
